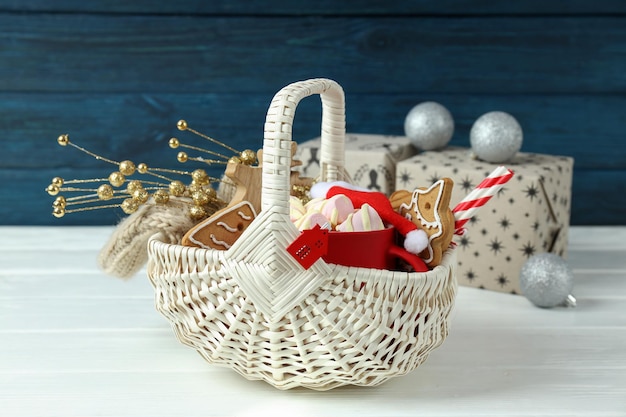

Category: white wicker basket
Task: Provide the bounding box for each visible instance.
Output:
[147,78,457,390]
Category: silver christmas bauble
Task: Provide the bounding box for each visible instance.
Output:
[404,102,454,151]
[470,111,523,163]
[520,253,575,308]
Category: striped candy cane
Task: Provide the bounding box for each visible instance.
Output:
[453,166,514,235]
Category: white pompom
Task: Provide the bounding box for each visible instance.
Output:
[310,182,333,199]
[404,229,428,255]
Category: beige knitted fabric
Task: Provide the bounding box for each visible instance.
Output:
[98,199,195,279]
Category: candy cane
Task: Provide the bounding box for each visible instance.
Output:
[453,166,514,235]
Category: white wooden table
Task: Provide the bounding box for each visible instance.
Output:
[1,226,624,417]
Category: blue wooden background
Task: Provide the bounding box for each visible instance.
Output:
[1,1,625,225]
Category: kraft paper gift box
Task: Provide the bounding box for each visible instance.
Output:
[396,146,574,294]
[294,133,416,196]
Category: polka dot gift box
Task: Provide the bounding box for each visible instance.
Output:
[294,133,417,196]
[396,146,574,294]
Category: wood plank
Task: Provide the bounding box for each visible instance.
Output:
[0,248,110,275]
[568,169,626,227]
[0,269,152,298]
[0,297,163,331]
[2,14,625,94]
[569,226,626,251]
[1,93,274,170]
[574,271,626,298]
[2,327,623,374]
[0,226,114,251]
[566,248,626,272]
[452,287,626,327]
[0,365,624,417]
[436,327,626,371]
[0,330,199,373]
[2,92,623,171]
[3,1,626,15]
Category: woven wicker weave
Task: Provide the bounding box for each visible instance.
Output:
[147,78,457,390]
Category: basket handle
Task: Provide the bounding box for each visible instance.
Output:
[261,78,346,213]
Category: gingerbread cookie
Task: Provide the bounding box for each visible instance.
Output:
[390,178,454,268]
[182,142,315,250]
[182,201,257,250]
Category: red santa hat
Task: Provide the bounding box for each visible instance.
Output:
[310,181,428,256]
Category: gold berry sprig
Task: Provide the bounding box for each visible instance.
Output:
[46,120,258,220]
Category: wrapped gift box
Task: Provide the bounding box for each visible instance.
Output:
[396,146,574,294]
[294,133,416,196]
